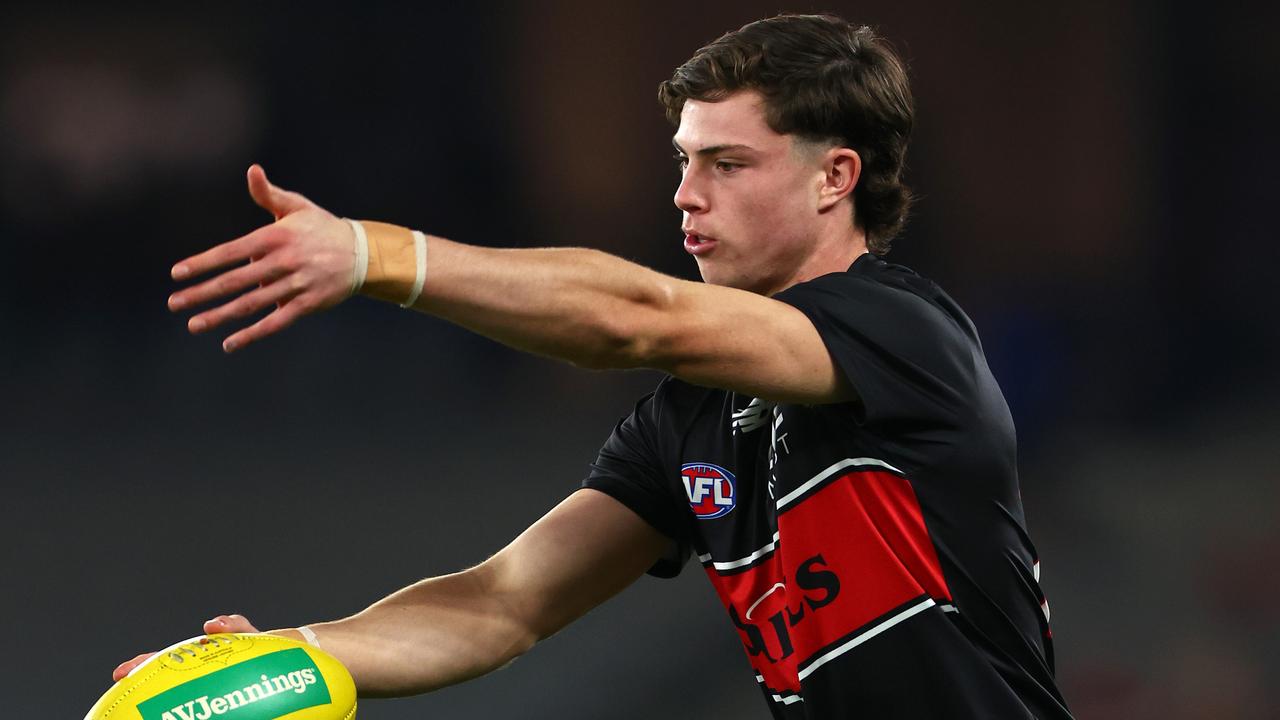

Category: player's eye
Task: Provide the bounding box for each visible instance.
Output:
[673,153,688,172]
[715,160,741,173]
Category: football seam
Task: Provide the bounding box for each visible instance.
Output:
[101,663,167,719]
[101,639,239,719]
[100,635,356,719]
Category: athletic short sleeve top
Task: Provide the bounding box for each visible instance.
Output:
[584,254,1071,719]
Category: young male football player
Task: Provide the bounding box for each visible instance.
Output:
[118,14,1071,719]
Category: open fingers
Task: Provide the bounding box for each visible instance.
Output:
[187,277,305,335]
[169,255,289,312]
[171,225,278,282]
[221,298,311,353]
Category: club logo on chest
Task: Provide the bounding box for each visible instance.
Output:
[681,462,737,519]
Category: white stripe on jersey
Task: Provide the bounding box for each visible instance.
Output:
[776,457,905,511]
[698,531,781,571]
[756,673,806,705]
[797,597,936,682]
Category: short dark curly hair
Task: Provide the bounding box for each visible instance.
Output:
[658,14,914,254]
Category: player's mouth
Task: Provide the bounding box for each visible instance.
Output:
[683,232,718,256]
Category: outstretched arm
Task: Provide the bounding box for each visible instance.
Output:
[114,489,669,696]
[169,166,852,405]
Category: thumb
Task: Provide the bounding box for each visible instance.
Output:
[204,613,260,635]
[246,164,310,220]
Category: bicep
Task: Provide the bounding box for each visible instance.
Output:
[643,281,855,405]
[481,488,670,641]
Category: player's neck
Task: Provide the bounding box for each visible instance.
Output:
[767,224,868,296]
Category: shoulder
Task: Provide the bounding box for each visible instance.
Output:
[776,253,979,345]
[773,254,997,426]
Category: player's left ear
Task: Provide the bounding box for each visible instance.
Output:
[817,148,861,212]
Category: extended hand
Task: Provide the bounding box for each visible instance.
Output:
[111,614,261,682]
[168,165,355,352]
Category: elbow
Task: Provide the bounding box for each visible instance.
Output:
[496,628,539,668]
[569,336,647,371]
[564,327,626,370]
[467,563,543,665]
[571,279,682,371]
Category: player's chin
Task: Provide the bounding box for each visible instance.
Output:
[698,267,763,294]
[693,257,734,287]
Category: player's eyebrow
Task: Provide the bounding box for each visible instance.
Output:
[671,139,757,157]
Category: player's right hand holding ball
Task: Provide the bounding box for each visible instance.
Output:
[111,613,261,681]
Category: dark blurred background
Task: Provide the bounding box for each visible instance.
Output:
[2,1,1277,718]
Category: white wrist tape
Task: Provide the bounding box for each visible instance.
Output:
[402,230,428,308]
[345,218,370,296]
[297,625,321,649]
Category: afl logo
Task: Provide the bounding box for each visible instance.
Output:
[681,462,737,520]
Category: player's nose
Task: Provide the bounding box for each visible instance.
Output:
[673,171,707,214]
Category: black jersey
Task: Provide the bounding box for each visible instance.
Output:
[583,254,1072,719]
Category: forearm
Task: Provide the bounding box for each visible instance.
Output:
[267,489,668,699]
[278,565,535,697]
[358,224,679,369]
[167,202,846,402]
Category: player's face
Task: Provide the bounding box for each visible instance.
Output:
[672,91,830,296]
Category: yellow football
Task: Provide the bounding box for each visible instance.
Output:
[86,633,357,720]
